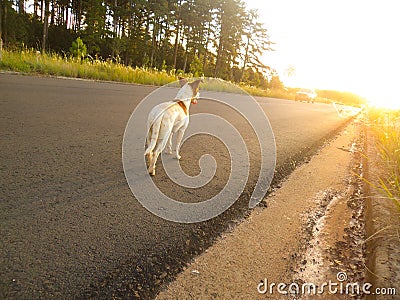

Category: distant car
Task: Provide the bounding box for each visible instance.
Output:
[295,89,317,103]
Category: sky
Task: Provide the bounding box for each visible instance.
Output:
[244,0,400,107]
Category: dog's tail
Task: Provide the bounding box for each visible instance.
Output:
[144,115,163,156]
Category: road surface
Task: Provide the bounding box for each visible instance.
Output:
[0,73,354,298]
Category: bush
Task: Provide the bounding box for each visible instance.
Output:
[69,37,87,60]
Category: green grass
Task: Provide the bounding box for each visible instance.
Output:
[1,49,367,107]
[0,49,177,85]
[3,49,359,104]
[1,49,284,98]
[367,108,400,212]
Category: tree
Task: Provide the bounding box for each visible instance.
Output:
[189,55,203,76]
[69,36,87,59]
[4,0,275,90]
[213,0,246,79]
[17,0,24,14]
[172,0,182,69]
[1,0,8,46]
[240,8,273,81]
[0,0,3,61]
[81,0,107,55]
[41,0,49,53]
[269,71,284,90]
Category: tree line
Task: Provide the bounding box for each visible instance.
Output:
[0,0,279,88]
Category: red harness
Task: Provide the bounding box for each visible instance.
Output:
[176,100,188,115]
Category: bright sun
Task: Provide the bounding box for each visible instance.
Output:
[366,89,400,110]
[244,0,400,112]
[368,98,400,110]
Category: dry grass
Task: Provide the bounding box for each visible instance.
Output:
[367,108,400,212]
[0,49,283,98]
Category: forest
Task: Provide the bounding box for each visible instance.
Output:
[0,0,278,88]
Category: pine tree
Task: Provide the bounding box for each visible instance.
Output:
[3,0,275,89]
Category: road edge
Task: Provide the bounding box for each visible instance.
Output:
[156,120,363,299]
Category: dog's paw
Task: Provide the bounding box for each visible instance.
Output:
[148,167,155,176]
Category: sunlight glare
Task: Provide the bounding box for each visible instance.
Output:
[367,90,400,110]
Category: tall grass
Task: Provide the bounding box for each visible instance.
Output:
[0,49,178,85]
[1,49,283,98]
[367,108,400,212]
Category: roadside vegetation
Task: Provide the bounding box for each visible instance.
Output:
[0,1,365,106]
[0,48,279,96]
[0,48,178,85]
[0,46,323,101]
[1,47,367,107]
[367,108,400,212]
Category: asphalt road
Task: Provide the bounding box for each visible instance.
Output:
[0,73,354,298]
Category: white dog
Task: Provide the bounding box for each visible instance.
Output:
[145,77,202,176]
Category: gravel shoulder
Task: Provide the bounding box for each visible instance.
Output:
[156,121,366,299]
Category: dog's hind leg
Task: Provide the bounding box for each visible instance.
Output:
[148,117,173,176]
[148,134,170,176]
[148,152,157,176]
[164,132,173,154]
[145,115,162,157]
[145,123,152,150]
[148,148,160,176]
